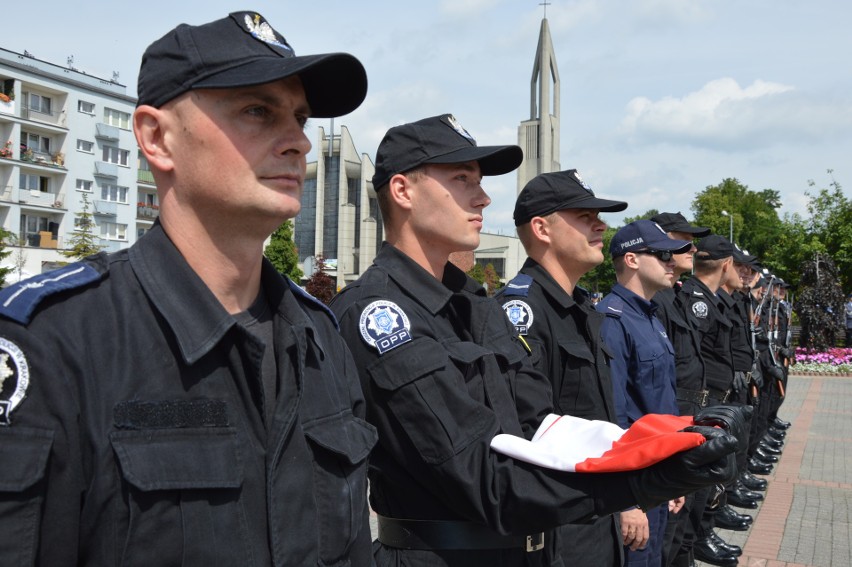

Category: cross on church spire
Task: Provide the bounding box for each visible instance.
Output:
[540,1,551,18]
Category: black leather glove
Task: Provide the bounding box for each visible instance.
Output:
[629,426,738,510]
[750,365,764,388]
[732,371,748,393]
[767,365,785,381]
[694,404,752,454]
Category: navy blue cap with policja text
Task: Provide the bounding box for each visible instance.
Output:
[609,220,692,257]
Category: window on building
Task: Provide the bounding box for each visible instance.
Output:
[20,132,51,155]
[20,213,51,246]
[78,100,95,114]
[76,179,93,192]
[77,139,94,153]
[100,184,129,203]
[102,145,129,166]
[104,108,131,129]
[20,173,50,193]
[100,221,127,240]
[26,93,52,115]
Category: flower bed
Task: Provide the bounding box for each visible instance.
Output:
[793,347,852,375]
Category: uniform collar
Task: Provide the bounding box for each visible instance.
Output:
[520,258,584,310]
[129,223,312,365]
[683,276,721,306]
[611,282,657,317]
[374,243,484,315]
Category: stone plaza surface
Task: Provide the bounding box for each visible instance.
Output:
[701,373,852,567]
[368,372,852,566]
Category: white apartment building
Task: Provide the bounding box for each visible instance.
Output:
[0,48,157,283]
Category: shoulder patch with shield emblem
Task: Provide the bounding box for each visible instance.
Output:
[359,300,412,354]
[0,337,29,425]
[502,299,533,335]
[691,301,709,319]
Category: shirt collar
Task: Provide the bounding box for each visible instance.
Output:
[521,258,583,310]
[374,243,484,315]
[611,282,657,317]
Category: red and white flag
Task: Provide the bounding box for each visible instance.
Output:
[490,413,704,473]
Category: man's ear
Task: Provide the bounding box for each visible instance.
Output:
[387,173,414,211]
[623,252,641,270]
[134,105,174,173]
[529,216,551,244]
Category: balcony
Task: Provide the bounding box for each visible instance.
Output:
[137,169,155,185]
[95,123,120,141]
[0,100,15,117]
[21,231,63,249]
[94,161,118,178]
[136,203,159,220]
[93,200,118,216]
[17,189,65,208]
[20,105,64,127]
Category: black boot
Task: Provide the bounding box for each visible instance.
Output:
[759,441,782,455]
[735,480,764,501]
[693,536,739,567]
[754,446,779,463]
[741,471,768,491]
[709,531,742,556]
[727,486,759,509]
[768,426,787,439]
[773,417,791,429]
[748,457,773,475]
[762,435,784,449]
[714,504,752,531]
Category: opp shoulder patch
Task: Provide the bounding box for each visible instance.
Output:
[0,337,29,425]
[502,299,533,335]
[359,300,412,354]
[691,301,709,319]
[0,263,103,325]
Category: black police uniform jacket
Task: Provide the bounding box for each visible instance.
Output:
[497,259,622,567]
[0,224,377,567]
[330,244,640,567]
[653,285,707,416]
[679,277,735,399]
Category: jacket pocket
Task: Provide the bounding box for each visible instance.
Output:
[556,340,599,416]
[303,412,376,565]
[110,427,249,567]
[368,337,493,464]
[0,426,53,567]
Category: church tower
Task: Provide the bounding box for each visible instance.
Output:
[517,16,560,192]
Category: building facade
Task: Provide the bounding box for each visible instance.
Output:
[0,48,155,284]
[296,125,382,290]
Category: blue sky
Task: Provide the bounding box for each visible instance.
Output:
[6,0,851,235]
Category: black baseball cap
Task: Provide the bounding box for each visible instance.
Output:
[371,114,523,190]
[514,169,627,226]
[732,244,757,265]
[137,11,367,117]
[609,220,692,257]
[695,234,734,260]
[650,212,711,237]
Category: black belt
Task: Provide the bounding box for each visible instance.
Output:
[706,387,731,403]
[377,515,545,552]
[677,388,709,407]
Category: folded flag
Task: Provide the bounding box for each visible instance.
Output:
[490,413,705,473]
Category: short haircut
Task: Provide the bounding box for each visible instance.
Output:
[693,255,725,275]
[376,167,426,228]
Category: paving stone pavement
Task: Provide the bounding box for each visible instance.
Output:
[368,372,852,566]
[700,373,852,567]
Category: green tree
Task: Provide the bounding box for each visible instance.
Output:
[467,263,486,284]
[0,227,14,287]
[63,193,103,260]
[691,178,784,264]
[264,220,303,281]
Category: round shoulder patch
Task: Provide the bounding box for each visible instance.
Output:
[0,337,30,425]
[359,300,412,354]
[691,301,709,319]
[502,299,534,335]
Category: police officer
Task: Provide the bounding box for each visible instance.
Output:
[679,235,742,567]
[498,169,628,567]
[0,12,377,565]
[598,220,692,567]
[330,114,740,566]
[649,212,714,567]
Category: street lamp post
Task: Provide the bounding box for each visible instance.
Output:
[721,210,733,243]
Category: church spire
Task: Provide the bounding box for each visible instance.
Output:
[517,14,561,192]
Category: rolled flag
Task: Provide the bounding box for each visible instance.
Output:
[490,413,705,473]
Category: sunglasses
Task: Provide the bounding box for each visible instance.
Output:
[632,249,675,262]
